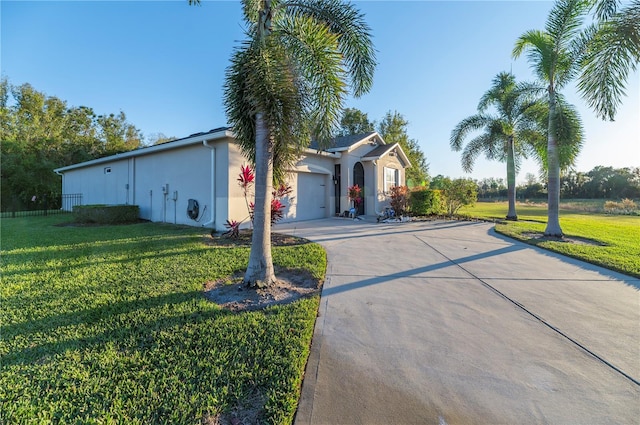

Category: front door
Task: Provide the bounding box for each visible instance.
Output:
[353,162,364,215]
[334,164,341,215]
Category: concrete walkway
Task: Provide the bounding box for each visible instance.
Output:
[274,217,640,425]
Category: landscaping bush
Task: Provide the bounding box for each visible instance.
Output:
[441,178,478,216]
[73,204,139,224]
[409,187,444,215]
[389,185,410,215]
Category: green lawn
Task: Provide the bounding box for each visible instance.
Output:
[459,201,640,278]
[1,215,325,424]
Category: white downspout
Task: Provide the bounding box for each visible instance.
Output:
[202,139,216,229]
[373,160,378,214]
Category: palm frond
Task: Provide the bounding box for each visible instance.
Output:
[225,0,376,181]
[578,0,640,120]
[224,41,259,163]
[553,98,584,170]
[513,30,556,83]
[285,0,376,97]
[450,114,491,151]
[545,0,590,45]
[276,13,346,145]
[460,132,502,173]
[592,0,620,20]
[477,72,516,112]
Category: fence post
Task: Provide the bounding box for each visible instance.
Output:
[44,194,48,216]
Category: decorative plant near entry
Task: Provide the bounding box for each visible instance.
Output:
[224,165,292,238]
[348,184,362,210]
[389,185,409,216]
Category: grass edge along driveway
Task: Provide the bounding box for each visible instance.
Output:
[1,215,326,424]
[459,201,640,278]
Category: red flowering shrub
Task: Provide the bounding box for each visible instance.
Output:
[223,165,293,237]
[348,184,362,208]
[389,185,409,215]
[237,164,255,195]
[222,219,241,238]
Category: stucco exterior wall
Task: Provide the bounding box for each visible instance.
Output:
[59,138,240,231]
[57,131,409,227]
[61,159,130,206]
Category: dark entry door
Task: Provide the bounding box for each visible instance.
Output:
[353,162,364,215]
[334,164,341,215]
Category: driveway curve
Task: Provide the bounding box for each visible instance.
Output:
[274,218,640,425]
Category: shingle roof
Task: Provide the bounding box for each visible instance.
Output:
[361,144,395,158]
[309,131,377,151]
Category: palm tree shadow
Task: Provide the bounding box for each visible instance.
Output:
[2,290,228,367]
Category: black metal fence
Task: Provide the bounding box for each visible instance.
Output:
[1,194,83,218]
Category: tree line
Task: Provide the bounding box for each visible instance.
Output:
[1,79,144,211]
[463,167,640,200]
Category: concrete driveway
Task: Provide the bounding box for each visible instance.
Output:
[274,218,640,425]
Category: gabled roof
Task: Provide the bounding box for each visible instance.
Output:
[309,131,378,152]
[361,143,395,158]
[361,142,412,167]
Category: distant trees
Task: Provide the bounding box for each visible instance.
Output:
[514,166,640,200]
[338,108,375,136]
[1,79,143,210]
[561,166,640,199]
[429,166,640,205]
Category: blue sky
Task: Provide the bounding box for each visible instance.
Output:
[2,0,638,182]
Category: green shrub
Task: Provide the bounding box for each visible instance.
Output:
[441,178,477,216]
[73,204,139,224]
[409,187,444,215]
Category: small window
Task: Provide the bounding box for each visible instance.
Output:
[104,167,112,174]
[384,167,399,193]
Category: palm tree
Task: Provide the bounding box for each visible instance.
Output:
[578,0,640,121]
[450,72,543,220]
[513,0,591,237]
[210,0,375,287]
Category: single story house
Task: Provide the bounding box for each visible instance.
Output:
[54,127,410,231]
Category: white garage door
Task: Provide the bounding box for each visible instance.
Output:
[288,172,326,221]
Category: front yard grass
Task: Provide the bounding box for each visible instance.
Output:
[1,215,325,424]
[459,201,640,278]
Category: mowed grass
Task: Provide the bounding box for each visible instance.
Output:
[459,201,640,278]
[1,215,326,424]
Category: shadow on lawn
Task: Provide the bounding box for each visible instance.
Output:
[1,290,224,367]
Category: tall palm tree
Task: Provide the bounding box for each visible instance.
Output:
[513,0,591,237]
[578,0,640,121]
[450,72,543,220]
[213,0,375,287]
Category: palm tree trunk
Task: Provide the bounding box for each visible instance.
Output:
[244,112,276,287]
[506,135,518,220]
[545,90,563,237]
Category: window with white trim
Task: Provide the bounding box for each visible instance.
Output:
[384,167,399,193]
